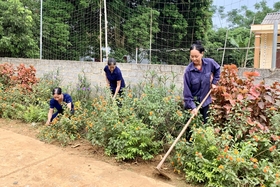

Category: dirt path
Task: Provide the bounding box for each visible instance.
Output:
[0,119,192,187]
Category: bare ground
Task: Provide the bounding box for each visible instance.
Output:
[0,118,198,187]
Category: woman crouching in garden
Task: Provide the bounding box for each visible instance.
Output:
[45,87,74,125]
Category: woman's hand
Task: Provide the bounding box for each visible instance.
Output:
[191,108,198,116]
[211,84,217,89]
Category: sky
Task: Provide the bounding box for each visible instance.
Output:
[212,0,277,27]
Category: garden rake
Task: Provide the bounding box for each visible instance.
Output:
[154,89,212,180]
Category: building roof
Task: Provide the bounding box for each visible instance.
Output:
[262,12,280,24]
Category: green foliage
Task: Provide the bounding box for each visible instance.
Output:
[172,125,280,187]
[105,105,161,161]
[185,0,213,44]
[109,48,129,63]
[0,64,60,123]
[0,0,39,58]
[38,101,86,145]
[131,70,188,141]
[0,0,216,65]
[221,0,280,28]
[0,86,26,119]
[161,4,187,44]
[30,70,62,104]
[227,28,254,67]
[2,63,280,187]
[86,93,162,161]
[206,27,254,67]
[171,65,280,186]
[42,0,74,60]
[71,71,92,102]
[85,71,188,161]
[123,6,160,52]
[23,103,48,123]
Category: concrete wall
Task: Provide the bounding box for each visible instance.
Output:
[0,58,279,90]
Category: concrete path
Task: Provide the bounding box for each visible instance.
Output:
[0,128,174,187]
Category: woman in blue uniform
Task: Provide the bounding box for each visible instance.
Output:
[104,58,125,98]
[183,41,220,141]
[45,87,74,125]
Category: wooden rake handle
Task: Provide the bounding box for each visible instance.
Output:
[155,89,212,170]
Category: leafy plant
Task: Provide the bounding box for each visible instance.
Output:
[211,64,280,140]
[23,103,48,123]
[0,63,38,91]
[71,71,92,102]
[16,63,38,91]
[0,63,15,87]
[172,125,280,187]
[38,101,86,145]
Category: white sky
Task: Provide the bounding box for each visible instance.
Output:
[212,0,277,27]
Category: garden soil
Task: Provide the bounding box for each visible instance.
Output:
[0,119,194,187]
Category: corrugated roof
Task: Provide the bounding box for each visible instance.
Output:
[262,12,280,24]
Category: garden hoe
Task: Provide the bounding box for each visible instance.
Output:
[154,89,212,180]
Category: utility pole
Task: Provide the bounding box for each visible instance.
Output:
[104,0,108,62]
[271,20,278,69]
[149,9,152,64]
[40,0,43,60]
[99,0,102,62]
[221,30,228,66]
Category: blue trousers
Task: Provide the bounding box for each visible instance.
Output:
[50,109,74,122]
[185,105,209,142]
[50,111,62,122]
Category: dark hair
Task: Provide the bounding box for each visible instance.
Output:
[52,87,62,95]
[190,40,205,53]
[107,58,116,66]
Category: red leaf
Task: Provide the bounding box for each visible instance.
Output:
[264,95,273,103]
[250,87,260,98]
[246,107,253,112]
[214,128,220,134]
[247,117,255,125]
[239,89,248,94]
[247,94,256,100]
[243,71,260,78]
[236,79,243,85]
[237,94,243,101]
[223,104,232,112]
[257,123,264,130]
[229,99,236,106]
[259,114,266,122]
[223,93,232,101]
[271,135,280,141]
[258,102,264,109]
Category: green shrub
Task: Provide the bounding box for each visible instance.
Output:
[23,103,48,123]
[38,101,87,145]
[71,71,92,102]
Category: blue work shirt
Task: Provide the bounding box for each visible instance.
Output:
[104,66,125,92]
[49,93,74,112]
[183,58,220,109]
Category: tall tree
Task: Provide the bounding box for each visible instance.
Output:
[0,0,39,58]
[42,0,74,60]
[123,6,160,55]
[65,0,101,61]
[220,0,280,28]
[185,0,214,46]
